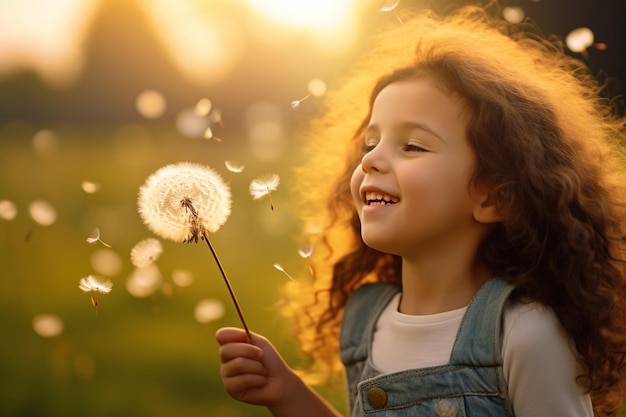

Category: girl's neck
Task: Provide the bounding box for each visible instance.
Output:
[399,256,490,316]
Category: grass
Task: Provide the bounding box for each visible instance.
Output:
[0,122,344,417]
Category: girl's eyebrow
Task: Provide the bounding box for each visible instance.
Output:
[365,121,445,142]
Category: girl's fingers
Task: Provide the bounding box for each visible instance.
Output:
[216,327,252,345]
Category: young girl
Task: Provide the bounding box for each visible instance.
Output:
[217,6,626,416]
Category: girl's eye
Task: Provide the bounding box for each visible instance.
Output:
[361,142,377,154]
[403,143,427,152]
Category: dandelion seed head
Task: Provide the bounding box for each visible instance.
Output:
[225,160,245,173]
[32,314,64,338]
[29,200,57,226]
[79,275,113,294]
[126,264,162,298]
[130,238,163,267]
[194,298,225,324]
[138,162,232,243]
[0,200,17,221]
[249,173,280,200]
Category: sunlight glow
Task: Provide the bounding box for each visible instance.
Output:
[0,0,99,87]
[141,0,246,83]
[246,0,353,31]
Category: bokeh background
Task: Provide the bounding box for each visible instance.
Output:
[0,1,624,416]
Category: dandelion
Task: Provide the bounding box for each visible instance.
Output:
[86,227,112,248]
[273,263,295,281]
[130,238,163,267]
[249,173,280,221]
[79,275,113,316]
[137,162,251,341]
[138,162,231,243]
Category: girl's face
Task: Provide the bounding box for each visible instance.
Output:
[350,78,487,259]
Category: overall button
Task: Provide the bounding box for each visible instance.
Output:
[366,387,388,409]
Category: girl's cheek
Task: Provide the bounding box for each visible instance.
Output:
[350,166,364,204]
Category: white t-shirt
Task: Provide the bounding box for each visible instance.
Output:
[372,293,593,417]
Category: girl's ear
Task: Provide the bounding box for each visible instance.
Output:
[473,194,503,224]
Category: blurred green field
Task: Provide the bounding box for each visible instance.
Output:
[0,122,346,417]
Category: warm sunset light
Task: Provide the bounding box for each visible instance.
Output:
[245,0,355,31]
[0,0,362,86]
[0,0,99,86]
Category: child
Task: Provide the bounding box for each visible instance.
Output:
[217,5,626,416]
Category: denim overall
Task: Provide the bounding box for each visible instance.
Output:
[340,278,515,417]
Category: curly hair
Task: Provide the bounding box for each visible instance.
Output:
[284,5,626,415]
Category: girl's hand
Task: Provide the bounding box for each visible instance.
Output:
[216,327,294,408]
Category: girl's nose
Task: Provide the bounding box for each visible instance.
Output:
[360,145,389,174]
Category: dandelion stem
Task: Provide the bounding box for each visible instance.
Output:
[202,231,252,343]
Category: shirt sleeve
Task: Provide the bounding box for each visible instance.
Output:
[502,302,594,417]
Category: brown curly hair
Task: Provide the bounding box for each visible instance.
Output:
[284,5,626,415]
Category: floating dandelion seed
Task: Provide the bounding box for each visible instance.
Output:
[290,95,310,111]
[32,314,64,338]
[131,238,163,267]
[91,248,123,276]
[249,174,280,221]
[138,162,251,341]
[566,27,606,58]
[29,200,57,226]
[0,200,17,221]
[502,6,525,24]
[298,244,315,279]
[203,127,223,142]
[136,89,166,119]
[79,275,113,316]
[194,298,226,324]
[172,268,194,287]
[210,108,224,127]
[126,264,162,298]
[225,160,245,173]
[307,78,327,97]
[380,0,403,24]
[195,98,212,116]
[86,227,112,248]
[273,263,295,281]
[81,181,100,194]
